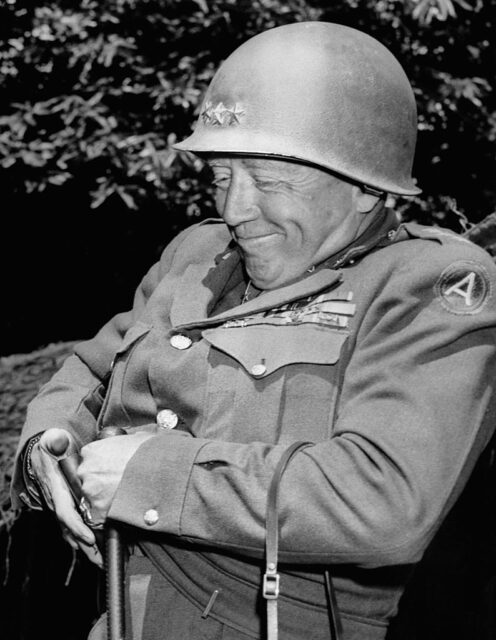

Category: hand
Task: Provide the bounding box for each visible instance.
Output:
[30,428,103,568]
[78,431,155,525]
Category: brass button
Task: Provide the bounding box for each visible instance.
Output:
[170,334,192,350]
[144,509,159,526]
[251,363,267,377]
[156,409,179,430]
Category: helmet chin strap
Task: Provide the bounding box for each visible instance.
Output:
[361,184,386,197]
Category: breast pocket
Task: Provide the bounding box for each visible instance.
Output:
[202,324,347,377]
[202,324,348,442]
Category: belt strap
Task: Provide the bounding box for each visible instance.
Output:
[264,441,342,640]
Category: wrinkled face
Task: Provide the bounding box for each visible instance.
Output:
[208,156,372,289]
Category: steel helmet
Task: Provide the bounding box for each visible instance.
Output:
[174,22,420,195]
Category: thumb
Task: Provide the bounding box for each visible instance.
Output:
[40,428,79,460]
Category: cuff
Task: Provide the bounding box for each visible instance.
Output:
[21,433,44,508]
[108,431,208,535]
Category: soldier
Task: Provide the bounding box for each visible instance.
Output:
[11,21,496,640]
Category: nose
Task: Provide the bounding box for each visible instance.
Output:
[218,173,260,228]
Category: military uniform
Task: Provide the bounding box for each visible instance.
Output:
[12,208,496,640]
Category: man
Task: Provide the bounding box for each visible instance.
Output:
[11,21,496,640]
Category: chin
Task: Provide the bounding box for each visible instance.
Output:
[249,276,272,290]
[247,272,276,290]
[249,272,292,291]
[245,262,276,289]
[246,259,300,290]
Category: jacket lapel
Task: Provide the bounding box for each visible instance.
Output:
[169,248,242,327]
[174,268,343,330]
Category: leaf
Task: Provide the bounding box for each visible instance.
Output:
[116,187,137,209]
[21,151,45,167]
[1,157,16,168]
[47,172,72,186]
[90,183,115,209]
[193,0,209,12]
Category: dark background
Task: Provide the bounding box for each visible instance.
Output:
[0,0,495,355]
[1,1,496,639]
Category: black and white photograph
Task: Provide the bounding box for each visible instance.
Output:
[1,2,495,639]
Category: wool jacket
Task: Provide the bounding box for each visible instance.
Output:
[12,212,496,639]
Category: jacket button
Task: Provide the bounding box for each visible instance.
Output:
[156,409,179,430]
[251,363,267,377]
[144,509,159,526]
[170,334,192,350]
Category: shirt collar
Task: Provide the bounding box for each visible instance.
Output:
[323,203,400,271]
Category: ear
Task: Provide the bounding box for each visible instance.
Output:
[352,185,382,214]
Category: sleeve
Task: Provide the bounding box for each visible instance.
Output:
[11,225,196,510]
[109,249,496,568]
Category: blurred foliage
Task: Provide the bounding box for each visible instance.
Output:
[0,0,495,233]
[0,341,77,530]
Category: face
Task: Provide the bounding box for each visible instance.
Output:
[208,156,376,290]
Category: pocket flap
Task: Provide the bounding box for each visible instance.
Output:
[202,325,348,378]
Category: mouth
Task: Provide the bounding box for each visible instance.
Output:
[235,232,280,247]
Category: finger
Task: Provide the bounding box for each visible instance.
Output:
[31,435,77,492]
[54,491,97,547]
[39,428,77,459]
[47,470,96,544]
[30,442,63,510]
[61,529,103,568]
[40,430,84,504]
[31,438,96,543]
[61,527,79,550]
[78,540,104,569]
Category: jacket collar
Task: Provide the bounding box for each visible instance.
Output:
[169,245,241,328]
[170,205,398,329]
[171,253,343,330]
[323,203,399,270]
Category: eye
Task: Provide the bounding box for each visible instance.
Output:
[209,167,231,190]
[212,176,231,190]
[254,177,281,191]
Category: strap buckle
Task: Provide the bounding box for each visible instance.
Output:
[263,570,280,599]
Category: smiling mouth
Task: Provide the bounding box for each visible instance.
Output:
[235,232,279,244]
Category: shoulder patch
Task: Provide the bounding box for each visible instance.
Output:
[434,261,491,315]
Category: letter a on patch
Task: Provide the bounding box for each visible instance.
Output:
[435,261,490,314]
[444,272,477,306]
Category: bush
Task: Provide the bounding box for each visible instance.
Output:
[0,0,494,352]
[1,0,495,225]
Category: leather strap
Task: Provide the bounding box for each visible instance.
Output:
[325,570,343,640]
[264,441,342,640]
[264,442,311,640]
